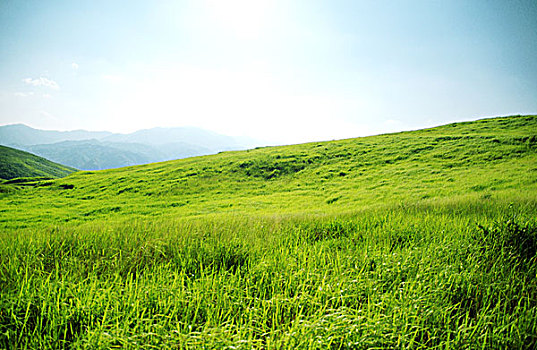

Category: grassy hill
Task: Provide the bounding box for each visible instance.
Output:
[1,115,536,348]
[0,145,76,180]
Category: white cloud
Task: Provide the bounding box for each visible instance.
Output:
[14,92,35,97]
[23,77,60,90]
[71,62,79,70]
[42,93,52,98]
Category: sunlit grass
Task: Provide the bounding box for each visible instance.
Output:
[1,115,536,348]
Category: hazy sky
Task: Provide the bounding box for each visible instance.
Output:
[1,0,536,144]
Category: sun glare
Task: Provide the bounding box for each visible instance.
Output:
[205,0,275,39]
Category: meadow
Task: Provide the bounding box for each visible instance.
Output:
[1,115,536,349]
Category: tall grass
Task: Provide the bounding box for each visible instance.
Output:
[1,197,536,349]
[1,115,536,348]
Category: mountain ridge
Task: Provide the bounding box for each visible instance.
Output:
[0,124,262,170]
[0,123,113,146]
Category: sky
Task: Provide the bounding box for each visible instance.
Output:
[1,0,536,144]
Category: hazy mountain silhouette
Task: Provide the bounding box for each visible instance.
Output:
[0,124,261,170]
[102,127,243,150]
[0,124,113,146]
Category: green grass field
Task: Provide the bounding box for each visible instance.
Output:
[1,115,536,349]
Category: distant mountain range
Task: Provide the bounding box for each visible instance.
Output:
[0,124,113,145]
[0,124,262,170]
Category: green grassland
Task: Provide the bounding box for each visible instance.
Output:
[1,115,536,349]
[0,145,76,180]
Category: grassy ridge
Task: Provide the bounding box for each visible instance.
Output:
[0,145,76,180]
[2,115,536,228]
[1,115,536,348]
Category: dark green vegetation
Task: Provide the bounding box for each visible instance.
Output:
[0,145,76,180]
[1,115,536,349]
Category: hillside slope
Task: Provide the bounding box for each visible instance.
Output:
[0,145,76,180]
[1,115,537,349]
[2,115,536,227]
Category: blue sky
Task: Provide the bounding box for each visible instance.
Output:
[1,0,536,144]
